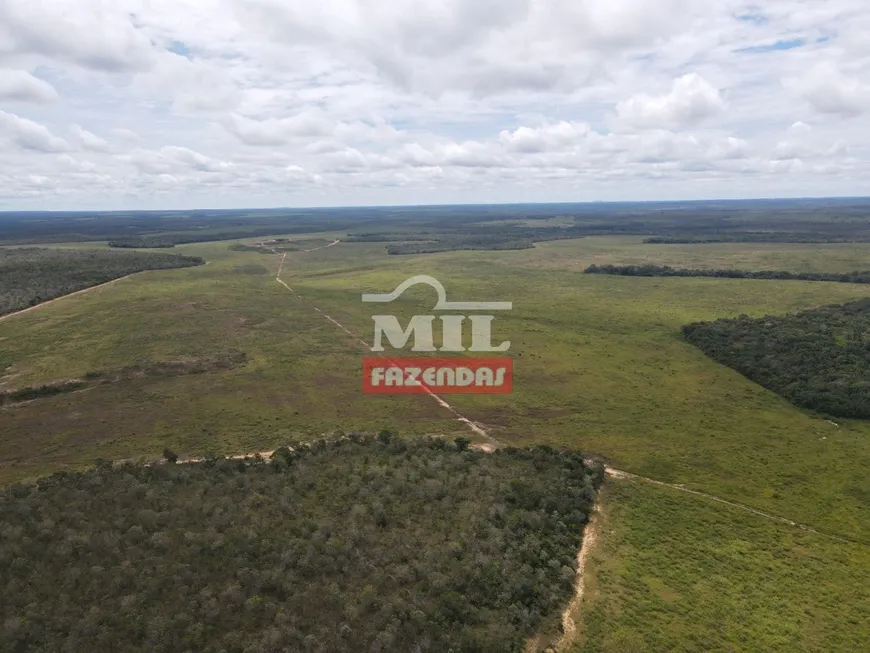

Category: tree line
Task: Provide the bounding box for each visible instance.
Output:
[643,234,870,244]
[586,264,870,284]
[0,435,603,653]
[0,248,204,316]
[683,298,870,419]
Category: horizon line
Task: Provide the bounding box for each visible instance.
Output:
[3,194,870,215]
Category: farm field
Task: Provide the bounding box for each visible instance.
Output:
[2,233,870,650]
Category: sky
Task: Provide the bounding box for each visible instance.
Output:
[0,0,869,210]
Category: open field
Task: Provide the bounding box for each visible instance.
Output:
[2,233,870,650]
[571,477,870,652]
[509,237,870,274]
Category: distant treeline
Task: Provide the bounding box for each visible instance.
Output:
[0,435,603,652]
[107,229,299,249]
[387,238,535,255]
[683,298,870,419]
[0,248,204,317]
[644,234,870,244]
[7,199,870,248]
[348,227,587,255]
[585,264,870,284]
[108,238,176,248]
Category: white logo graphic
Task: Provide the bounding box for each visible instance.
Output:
[362,275,512,353]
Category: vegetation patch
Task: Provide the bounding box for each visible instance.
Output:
[0,248,204,316]
[0,352,247,407]
[232,264,269,275]
[643,234,870,244]
[0,437,602,653]
[586,263,870,284]
[228,238,333,254]
[683,298,870,418]
[573,480,870,653]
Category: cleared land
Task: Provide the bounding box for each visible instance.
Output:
[570,479,870,652]
[2,234,870,650]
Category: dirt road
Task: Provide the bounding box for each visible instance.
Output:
[555,503,601,651]
[272,239,498,444]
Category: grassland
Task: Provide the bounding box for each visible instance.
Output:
[1,234,870,650]
[571,478,870,652]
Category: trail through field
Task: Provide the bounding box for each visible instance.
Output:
[602,467,861,545]
[0,275,132,323]
[554,503,601,651]
[271,240,496,443]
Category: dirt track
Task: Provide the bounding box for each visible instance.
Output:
[554,503,600,651]
[272,239,498,444]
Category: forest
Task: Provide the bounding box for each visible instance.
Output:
[0,248,203,316]
[683,298,870,418]
[0,436,602,653]
[586,264,870,284]
[6,198,870,248]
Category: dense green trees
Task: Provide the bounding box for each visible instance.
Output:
[586,264,870,284]
[683,299,870,418]
[0,248,203,316]
[0,437,602,653]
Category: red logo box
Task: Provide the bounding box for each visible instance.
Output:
[364,357,513,394]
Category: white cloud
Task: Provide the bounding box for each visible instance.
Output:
[118,145,234,175]
[616,74,727,130]
[71,125,111,152]
[221,112,335,146]
[0,110,69,152]
[0,69,58,102]
[499,122,592,153]
[789,62,870,117]
[0,1,869,208]
[0,0,154,72]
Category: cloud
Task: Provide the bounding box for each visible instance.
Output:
[772,121,848,160]
[498,122,592,153]
[221,112,335,146]
[119,146,234,175]
[0,0,154,72]
[789,62,870,117]
[1,1,870,208]
[71,125,111,152]
[0,69,58,102]
[616,74,727,130]
[0,110,69,152]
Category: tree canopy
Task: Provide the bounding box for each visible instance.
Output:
[0,436,602,653]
